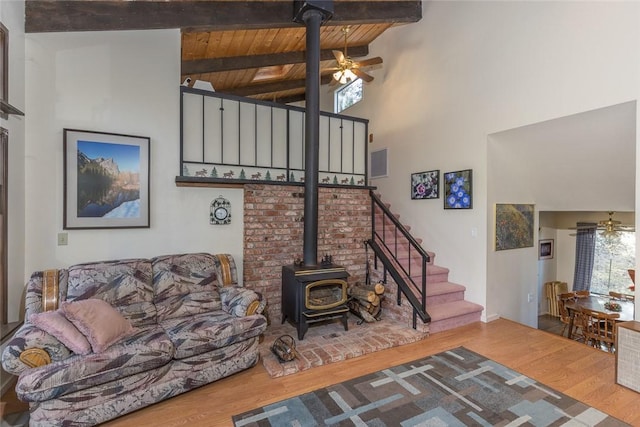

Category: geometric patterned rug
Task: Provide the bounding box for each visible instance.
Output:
[233,347,630,426]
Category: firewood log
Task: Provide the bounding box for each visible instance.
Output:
[348,285,377,303]
[367,303,381,317]
[373,282,385,295]
[352,282,385,296]
[360,282,384,295]
[350,294,380,307]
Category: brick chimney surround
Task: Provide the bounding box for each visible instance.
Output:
[243,184,371,322]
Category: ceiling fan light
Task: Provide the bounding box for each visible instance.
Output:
[333,69,357,85]
[601,228,620,245]
[344,69,356,82]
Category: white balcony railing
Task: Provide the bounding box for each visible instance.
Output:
[179,86,369,186]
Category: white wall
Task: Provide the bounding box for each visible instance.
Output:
[488,101,636,326]
[1,0,26,325]
[328,1,640,326]
[19,29,245,323]
[556,229,576,289]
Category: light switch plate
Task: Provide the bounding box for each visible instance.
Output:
[57,233,68,246]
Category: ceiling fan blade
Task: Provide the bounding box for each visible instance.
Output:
[333,50,345,64]
[354,57,383,68]
[352,68,374,82]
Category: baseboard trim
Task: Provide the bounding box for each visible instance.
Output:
[484,313,501,323]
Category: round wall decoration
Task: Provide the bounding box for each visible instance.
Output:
[210,196,231,225]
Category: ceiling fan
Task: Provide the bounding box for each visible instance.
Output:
[327,26,383,85]
[569,211,635,238]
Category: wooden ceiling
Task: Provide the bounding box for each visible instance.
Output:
[24,1,422,104]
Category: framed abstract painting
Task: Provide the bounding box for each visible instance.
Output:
[411,170,439,200]
[63,129,150,229]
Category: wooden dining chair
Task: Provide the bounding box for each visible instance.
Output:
[609,291,634,301]
[579,306,619,353]
[574,290,590,298]
[557,292,582,340]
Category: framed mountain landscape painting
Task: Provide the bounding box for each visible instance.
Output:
[63,129,150,229]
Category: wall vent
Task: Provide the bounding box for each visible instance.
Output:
[370,148,388,179]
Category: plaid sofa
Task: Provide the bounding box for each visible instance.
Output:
[2,253,267,426]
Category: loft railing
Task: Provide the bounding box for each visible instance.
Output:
[367,190,431,328]
[179,86,368,186]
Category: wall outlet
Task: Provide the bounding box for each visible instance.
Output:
[57,232,68,246]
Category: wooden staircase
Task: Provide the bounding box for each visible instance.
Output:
[369,194,484,335]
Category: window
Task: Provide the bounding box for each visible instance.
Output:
[334,78,362,113]
[590,230,635,295]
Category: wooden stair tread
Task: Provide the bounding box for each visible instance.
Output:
[426,300,484,321]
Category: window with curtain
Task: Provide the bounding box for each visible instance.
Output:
[573,222,596,292]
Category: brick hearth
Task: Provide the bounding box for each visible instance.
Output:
[260,316,429,378]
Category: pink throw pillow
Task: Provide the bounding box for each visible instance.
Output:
[30,310,92,355]
[61,299,134,353]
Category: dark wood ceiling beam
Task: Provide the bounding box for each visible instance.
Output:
[222,75,333,97]
[25,1,422,33]
[182,45,368,75]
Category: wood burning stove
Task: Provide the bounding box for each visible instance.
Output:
[282,263,349,340]
[282,1,347,341]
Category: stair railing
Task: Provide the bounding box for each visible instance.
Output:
[367,191,431,327]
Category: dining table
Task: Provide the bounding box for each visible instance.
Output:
[565,294,635,340]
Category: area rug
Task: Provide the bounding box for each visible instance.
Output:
[233,346,629,427]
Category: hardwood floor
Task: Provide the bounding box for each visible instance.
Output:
[538,313,567,336]
[5,318,639,426]
[101,319,639,426]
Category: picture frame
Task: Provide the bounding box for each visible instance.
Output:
[63,129,150,229]
[539,239,554,260]
[411,170,439,199]
[495,203,535,251]
[443,169,472,209]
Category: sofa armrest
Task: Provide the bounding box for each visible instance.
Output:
[219,286,266,317]
[1,323,72,375]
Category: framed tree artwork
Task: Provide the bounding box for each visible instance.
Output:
[63,129,150,229]
[495,203,535,251]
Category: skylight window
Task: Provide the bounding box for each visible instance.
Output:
[334,78,362,113]
[252,64,293,82]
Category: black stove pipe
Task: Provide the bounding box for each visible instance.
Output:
[294,1,333,267]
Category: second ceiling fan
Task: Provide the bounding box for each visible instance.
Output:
[327,26,383,85]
